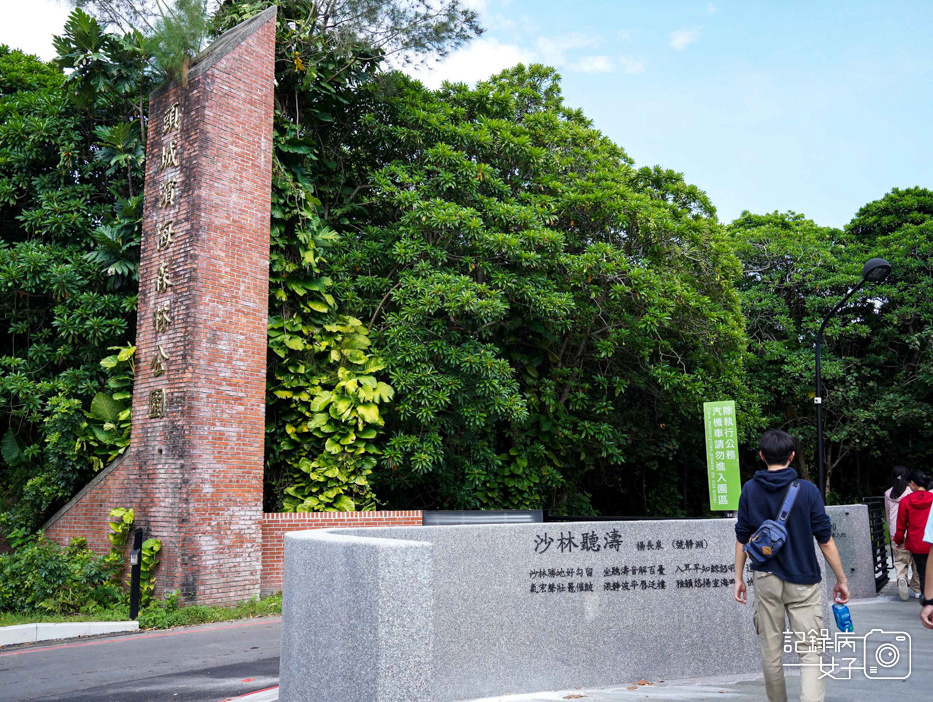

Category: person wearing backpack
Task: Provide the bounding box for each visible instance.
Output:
[893,469,933,599]
[733,429,850,702]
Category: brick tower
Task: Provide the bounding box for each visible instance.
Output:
[44,7,277,604]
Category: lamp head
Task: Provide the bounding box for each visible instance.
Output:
[862,257,891,283]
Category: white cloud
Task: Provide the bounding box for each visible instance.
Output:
[0,0,71,60]
[408,38,533,89]
[535,33,600,65]
[707,3,717,13]
[669,27,701,50]
[618,56,645,75]
[568,55,613,73]
[486,13,516,31]
[462,0,489,12]
[517,14,541,35]
[617,29,632,41]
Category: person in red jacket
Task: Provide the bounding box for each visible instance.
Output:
[894,469,933,599]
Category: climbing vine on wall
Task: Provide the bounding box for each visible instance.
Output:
[85,345,136,472]
[106,506,134,581]
[280,317,394,512]
[265,158,393,512]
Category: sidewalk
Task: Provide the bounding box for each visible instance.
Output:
[465,583,928,702]
[239,583,928,702]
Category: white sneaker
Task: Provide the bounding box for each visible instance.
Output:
[912,590,922,599]
[897,577,909,601]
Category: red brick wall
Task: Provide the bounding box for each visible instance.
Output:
[44,9,277,606]
[44,456,137,556]
[260,511,423,595]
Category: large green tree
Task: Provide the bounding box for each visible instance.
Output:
[0,17,152,531]
[235,27,749,514]
[730,193,933,501]
[349,67,748,515]
[844,188,933,485]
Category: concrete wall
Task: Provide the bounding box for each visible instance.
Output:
[280,506,876,702]
[825,505,876,597]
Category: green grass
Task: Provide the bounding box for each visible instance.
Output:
[137,593,282,629]
[0,608,130,628]
[0,593,282,631]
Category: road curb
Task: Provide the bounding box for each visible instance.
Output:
[0,621,138,646]
[223,686,279,701]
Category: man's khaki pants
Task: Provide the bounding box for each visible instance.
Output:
[893,543,921,592]
[752,571,824,702]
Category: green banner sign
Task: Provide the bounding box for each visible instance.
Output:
[703,400,741,511]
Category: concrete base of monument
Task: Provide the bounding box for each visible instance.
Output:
[279,506,876,702]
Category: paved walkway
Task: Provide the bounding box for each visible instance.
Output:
[465,584,929,702]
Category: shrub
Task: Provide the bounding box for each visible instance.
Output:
[137,593,282,629]
[0,535,123,614]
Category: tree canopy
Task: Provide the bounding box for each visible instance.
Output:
[730,193,933,500]
[2,1,933,533]
[0,27,150,530]
[317,66,747,513]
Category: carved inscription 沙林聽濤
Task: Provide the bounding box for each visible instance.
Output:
[148,102,182,421]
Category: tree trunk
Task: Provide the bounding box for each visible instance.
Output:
[794,436,810,481]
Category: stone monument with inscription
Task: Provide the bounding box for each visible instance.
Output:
[43,7,277,605]
[279,505,876,701]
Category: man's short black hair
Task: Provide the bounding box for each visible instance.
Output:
[759,429,796,466]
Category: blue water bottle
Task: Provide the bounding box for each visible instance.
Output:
[833,603,854,632]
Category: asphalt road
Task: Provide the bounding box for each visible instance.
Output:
[0,617,281,702]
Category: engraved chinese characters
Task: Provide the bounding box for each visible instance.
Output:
[149,388,166,418]
[148,102,181,420]
[157,221,173,250]
[529,529,742,596]
[150,345,168,377]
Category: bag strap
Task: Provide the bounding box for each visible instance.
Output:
[777,480,800,525]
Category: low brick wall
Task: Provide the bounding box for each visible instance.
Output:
[46,500,422,598]
[44,455,139,556]
[260,511,422,595]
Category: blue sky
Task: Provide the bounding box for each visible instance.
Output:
[418,1,933,228]
[3,1,931,228]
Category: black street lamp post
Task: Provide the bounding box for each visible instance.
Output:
[815,257,891,497]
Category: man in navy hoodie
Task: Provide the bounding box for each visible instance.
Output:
[733,429,850,702]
